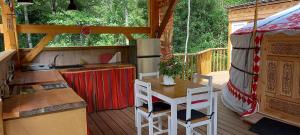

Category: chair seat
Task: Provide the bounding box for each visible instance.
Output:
[152,96,162,102]
[192,99,208,104]
[176,109,209,124]
[140,102,171,114]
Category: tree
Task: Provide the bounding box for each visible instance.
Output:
[13,0,252,51]
[172,0,253,53]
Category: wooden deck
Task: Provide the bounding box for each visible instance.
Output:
[87,71,257,135]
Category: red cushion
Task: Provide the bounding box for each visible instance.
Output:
[192,99,208,104]
[152,96,161,102]
[99,53,113,63]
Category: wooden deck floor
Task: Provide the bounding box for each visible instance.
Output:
[87,71,257,135]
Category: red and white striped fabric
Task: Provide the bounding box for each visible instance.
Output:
[63,67,136,113]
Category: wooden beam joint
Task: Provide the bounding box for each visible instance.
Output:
[157,0,177,38]
[22,34,56,63]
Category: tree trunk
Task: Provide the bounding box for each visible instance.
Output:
[52,0,57,14]
[124,0,129,44]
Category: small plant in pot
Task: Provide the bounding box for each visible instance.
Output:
[159,57,183,85]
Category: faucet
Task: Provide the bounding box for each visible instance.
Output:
[51,54,63,68]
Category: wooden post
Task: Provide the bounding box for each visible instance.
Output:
[197,50,212,75]
[148,0,159,38]
[227,21,232,70]
[0,0,18,50]
[0,100,3,135]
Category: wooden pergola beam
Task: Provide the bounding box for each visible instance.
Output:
[148,0,159,38]
[22,34,56,63]
[124,33,134,40]
[0,0,19,50]
[17,24,150,34]
[156,0,177,38]
[0,24,3,33]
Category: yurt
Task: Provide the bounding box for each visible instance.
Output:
[223,3,300,126]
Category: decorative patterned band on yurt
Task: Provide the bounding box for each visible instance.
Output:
[62,67,136,113]
[222,4,300,116]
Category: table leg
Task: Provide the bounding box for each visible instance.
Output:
[212,93,218,135]
[170,102,177,135]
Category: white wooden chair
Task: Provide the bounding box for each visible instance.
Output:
[139,72,159,80]
[135,79,170,135]
[168,75,214,135]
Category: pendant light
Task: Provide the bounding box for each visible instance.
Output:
[68,0,78,10]
[17,0,33,5]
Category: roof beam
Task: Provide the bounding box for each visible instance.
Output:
[17,24,150,34]
[148,0,159,38]
[157,0,177,38]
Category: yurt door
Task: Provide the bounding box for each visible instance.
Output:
[259,34,300,127]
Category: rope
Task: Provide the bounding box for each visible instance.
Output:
[231,64,258,76]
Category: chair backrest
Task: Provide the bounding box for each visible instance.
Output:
[186,75,213,123]
[139,72,159,80]
[134,79,153,112]
[192,73,211,86]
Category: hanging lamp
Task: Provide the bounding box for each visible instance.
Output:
[68,0,78,10]
[17,0,33,5]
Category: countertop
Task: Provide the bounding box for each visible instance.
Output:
[10,70,65,86]
[3,88,86,120]
[4,63,134,120]
[4,69,86,120]
[58,63,135,73]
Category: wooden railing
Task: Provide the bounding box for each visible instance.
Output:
[174,48,228,75]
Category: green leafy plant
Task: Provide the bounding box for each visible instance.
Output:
[159,57,183,78]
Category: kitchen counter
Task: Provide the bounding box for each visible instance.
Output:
[3,88,86,120]
[58,63,135,72]
[1,63,138,135]
[5,69,86,120]
[5,63,134,118]
[10,70,65,86]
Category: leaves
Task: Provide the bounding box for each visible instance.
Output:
[173,0,253,53]
[12,0,252,51]
[159,57,183,77]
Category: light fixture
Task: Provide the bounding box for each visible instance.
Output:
[68,0,78,10]
[17,0,33,5]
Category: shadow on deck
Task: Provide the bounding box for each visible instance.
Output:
[87,71,257,135]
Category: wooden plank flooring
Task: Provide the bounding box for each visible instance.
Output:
[87,72,257,135]
[88,92,257,135]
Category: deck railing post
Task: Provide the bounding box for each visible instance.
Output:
[174,48,228,76]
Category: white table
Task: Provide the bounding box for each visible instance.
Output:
[143,78,218,135]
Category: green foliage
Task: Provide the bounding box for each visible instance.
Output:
[173,0,253,53]
[223,0,253,7]
[159,57,183,78]
[173,0,227,53]
[13,0,252,52]
[15,0,147,48]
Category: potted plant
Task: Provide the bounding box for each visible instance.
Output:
[159,57,183,85]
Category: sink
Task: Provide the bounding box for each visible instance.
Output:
[41,82,69,90]
[51,64,84,69]
[21,64,50,72]
[11,85,36,96]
